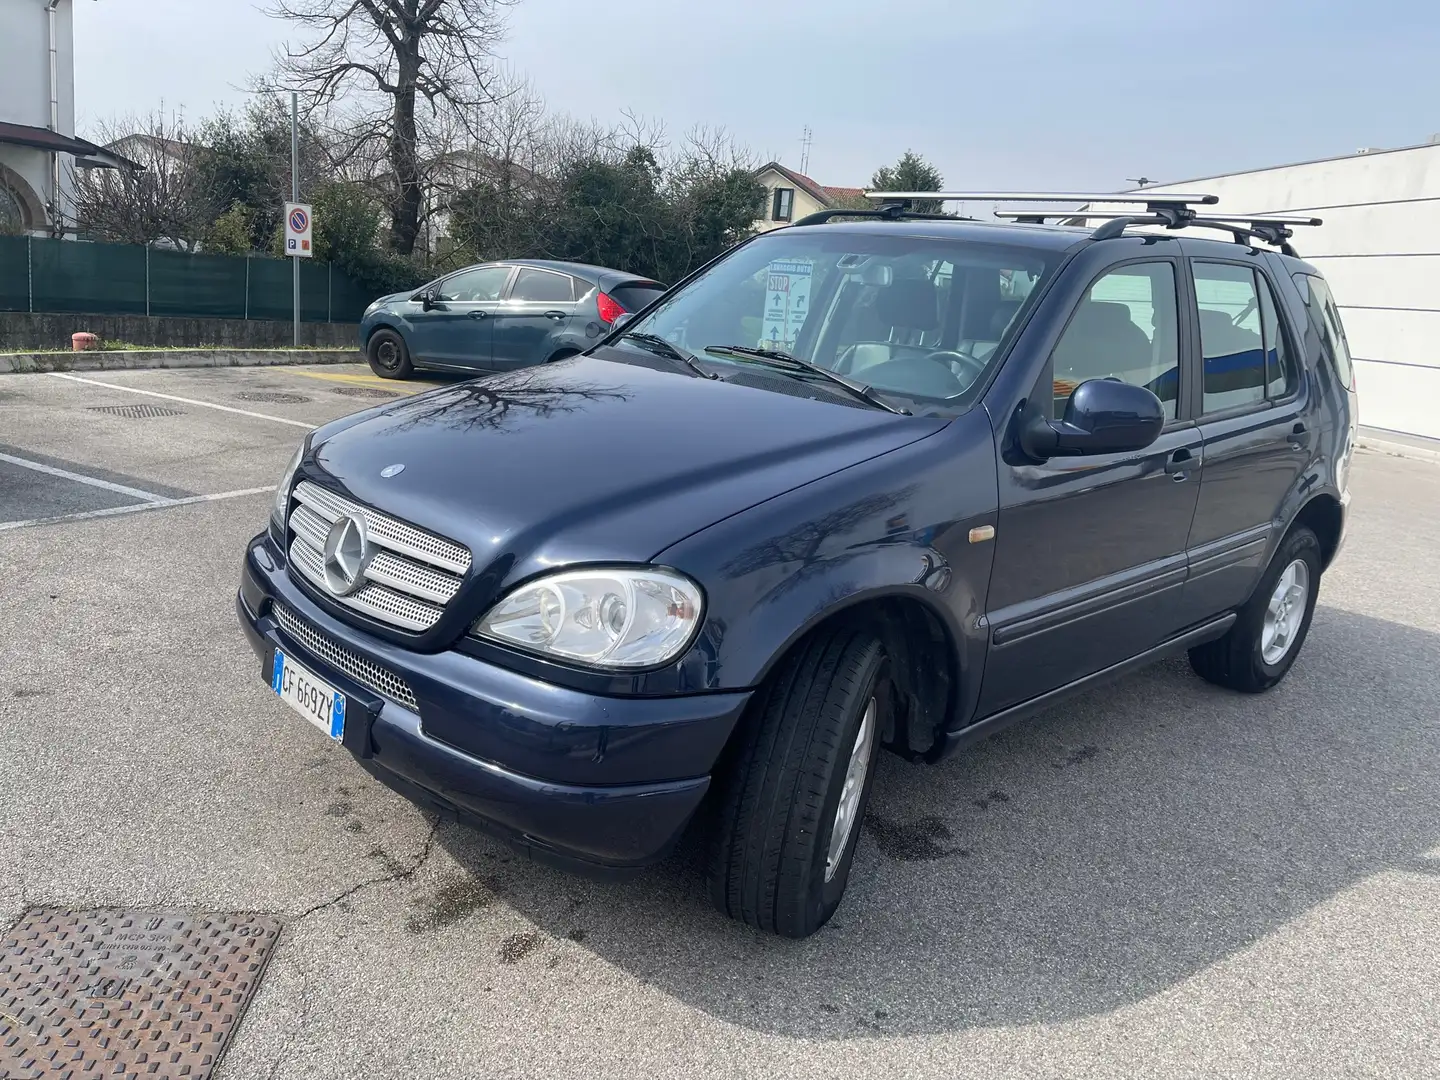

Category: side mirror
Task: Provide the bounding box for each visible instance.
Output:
[419,290,436,311]
[610,312,634,332]
[1021,378,1165,459]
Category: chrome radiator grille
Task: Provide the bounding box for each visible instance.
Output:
[274,603,418,711]
[285,480,470,633]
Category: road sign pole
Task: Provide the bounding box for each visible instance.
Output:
[291,92,300,348]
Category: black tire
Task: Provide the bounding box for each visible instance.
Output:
[1188,525,1322,693]
[707,624,887,938]
[366,328,413,379]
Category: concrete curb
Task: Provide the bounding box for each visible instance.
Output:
[1357,435,1440,465]
[0,349,361,374]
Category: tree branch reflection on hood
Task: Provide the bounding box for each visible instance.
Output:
[384,368,629,435]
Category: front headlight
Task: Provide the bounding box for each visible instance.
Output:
[270,442,305,533]
[473,567,703,669]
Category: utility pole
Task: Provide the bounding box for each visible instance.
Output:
[291,92,300,348]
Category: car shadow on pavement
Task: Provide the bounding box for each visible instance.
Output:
[430,605,1440,1038]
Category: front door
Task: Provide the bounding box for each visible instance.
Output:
[1176,250,1311,625]
[416,264,511,367]
[979,258,1203,716]
[491,266,577,368]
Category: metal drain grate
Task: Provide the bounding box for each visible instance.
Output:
[86,404,184,419]
[235,391,311,404]
[332,385,400,399]
[0,907,282,1079]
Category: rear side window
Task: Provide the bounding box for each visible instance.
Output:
[1193,262,1295,413]
[609,283,666,313]
[511,268,576,302]
[1295,273,1355,388]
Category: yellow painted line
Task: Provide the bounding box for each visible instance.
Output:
[274,368,442,394]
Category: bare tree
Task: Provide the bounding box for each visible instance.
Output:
[266,0,512,256]
[70,112,208,250]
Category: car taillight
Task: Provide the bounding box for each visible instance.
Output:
[596,291,625,325]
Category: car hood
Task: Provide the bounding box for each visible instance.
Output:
[308,352,947,608]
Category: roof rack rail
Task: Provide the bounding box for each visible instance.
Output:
[992,207,1324,257]
[864,190,1220,208]
[791,206,972,226]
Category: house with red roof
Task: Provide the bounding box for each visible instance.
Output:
[753,161,864,233]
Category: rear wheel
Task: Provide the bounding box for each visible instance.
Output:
[366,328,413,379]
[707,624,887,938]
[1189,525,1322,693]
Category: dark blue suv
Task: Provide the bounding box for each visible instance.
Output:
[239,192,1357,938]
[359,259,666,378]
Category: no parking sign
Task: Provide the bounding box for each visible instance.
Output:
[284,202,313,257]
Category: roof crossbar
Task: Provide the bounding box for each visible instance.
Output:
[990,208,1323,256]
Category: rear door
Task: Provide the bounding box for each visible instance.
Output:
[419,264,511,367]
[491,267,579,368]
[1176,247,1310,625]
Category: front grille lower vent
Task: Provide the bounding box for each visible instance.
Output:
[273,603,418,711]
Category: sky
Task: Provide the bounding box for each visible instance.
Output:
[74,0,1440,192]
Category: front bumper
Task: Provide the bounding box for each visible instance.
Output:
[238,533,750,871]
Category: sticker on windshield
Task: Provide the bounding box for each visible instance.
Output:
[762,259,813,351]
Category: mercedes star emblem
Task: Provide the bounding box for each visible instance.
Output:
[380,463,405,478]
[322,512,373,596]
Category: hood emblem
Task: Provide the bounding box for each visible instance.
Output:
[380,463,405,478]
[322,513,373,596]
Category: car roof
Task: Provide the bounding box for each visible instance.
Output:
[781,217,1319,265]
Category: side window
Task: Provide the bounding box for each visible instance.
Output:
[1194,262,1283,413]
[1296,273,1355,388]
[1051,261,1179,420]
[435,265,510,302]
[1257,274,1297,399]
[510,268,576,302]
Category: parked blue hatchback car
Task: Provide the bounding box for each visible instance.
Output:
[359,259,667,378]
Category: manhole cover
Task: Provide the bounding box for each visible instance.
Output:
[85,404,184,419]
[0,907,282,1079]
[235,391,310,404]
[331,386,400,399]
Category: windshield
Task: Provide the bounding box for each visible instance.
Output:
[615,229,1059,414]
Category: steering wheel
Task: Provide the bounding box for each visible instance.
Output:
[922,349,988,387]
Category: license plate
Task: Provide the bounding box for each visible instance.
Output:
[272,648,345,741]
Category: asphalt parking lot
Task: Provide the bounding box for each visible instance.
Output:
[1,362,1437,1079]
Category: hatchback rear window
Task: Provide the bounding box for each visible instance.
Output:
[609,283,666,312]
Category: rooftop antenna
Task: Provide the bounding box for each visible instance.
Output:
[799,126,813,175]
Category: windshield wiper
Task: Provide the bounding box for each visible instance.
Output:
[702,344,910,415]
[619,332,717,380]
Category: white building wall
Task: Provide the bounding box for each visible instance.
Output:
[0,0,77,232]
[1113,143,1440,440]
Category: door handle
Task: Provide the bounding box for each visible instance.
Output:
[1290,421,1308,451]
[544,310,566,320]
[1166,447,1201,481]
[467,310,487,319]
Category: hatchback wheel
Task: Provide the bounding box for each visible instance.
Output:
[1189,524,1322,693]
[707,623,887,938]
[366,328,413,379]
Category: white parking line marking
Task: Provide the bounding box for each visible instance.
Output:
[0,450,170,503]
[49,372,317,430]
[0,486,274,532]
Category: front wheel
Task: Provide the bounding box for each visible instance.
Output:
[707,624,887,938]
[1189,524,1322,693]
[366,328,414,379]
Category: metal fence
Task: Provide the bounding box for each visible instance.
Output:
[0,235,380,324]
